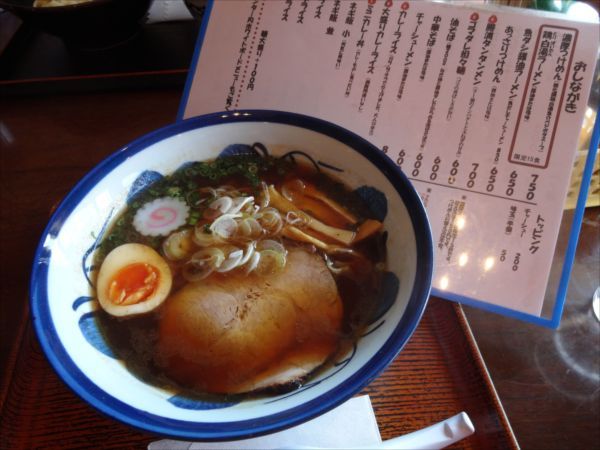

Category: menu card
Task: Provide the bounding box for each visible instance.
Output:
[179,0,599,326]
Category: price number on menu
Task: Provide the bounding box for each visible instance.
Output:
[506,171,518,197]
[448,160,460,185]
[527,174,538,201]
[393,151,539,204]
[499,249,522,272]
[430,156,441,181]
[487,167,498,192]
[466,163,479,188]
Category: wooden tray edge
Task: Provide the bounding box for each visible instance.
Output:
[0,302,30,413]
[453,303,521,450]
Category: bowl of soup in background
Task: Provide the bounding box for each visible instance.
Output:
[0,0,153,49]
[30,110,433,440]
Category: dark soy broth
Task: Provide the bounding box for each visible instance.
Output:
[95,153,387,398]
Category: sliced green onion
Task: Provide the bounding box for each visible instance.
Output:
[255,249,287,275]
[259,182,270,208]
[216,248,244,272]
[182,261,213,281]
[256,239,286,255]
[210,214,240,240]
[162,228,195,261]
[204,196,233,219]
[182,247,225,281]
[257,207,283,235]
[193,224,218,247]
[190,247,225,266]
[285,211,306,226]
[229,196,255,214]
[245,252,261,274]
[238,242,256,266]
[237,217,263,239]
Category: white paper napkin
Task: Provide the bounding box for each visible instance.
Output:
[148,395,381,450]
[146,0,194,23]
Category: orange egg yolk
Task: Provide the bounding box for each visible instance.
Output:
[108,263,159,306]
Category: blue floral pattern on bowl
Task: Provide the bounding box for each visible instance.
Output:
[31,110,433,440]
[77,142,398,410]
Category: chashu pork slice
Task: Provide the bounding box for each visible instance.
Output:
[157,247,343,394]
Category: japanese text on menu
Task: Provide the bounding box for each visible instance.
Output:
[184,0,598,316]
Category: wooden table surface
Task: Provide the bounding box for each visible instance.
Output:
[0,87,598,449]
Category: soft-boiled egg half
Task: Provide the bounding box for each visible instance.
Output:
[97,243,172,317]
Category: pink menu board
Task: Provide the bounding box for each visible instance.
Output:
[180,0,599,326]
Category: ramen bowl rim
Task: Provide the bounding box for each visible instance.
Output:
[29,109,434,441]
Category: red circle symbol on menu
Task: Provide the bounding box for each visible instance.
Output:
[368,0,376,5]
[386,0,393,7]
[401,1,409,10]
[470,12,479,21]
[489,15,497,24]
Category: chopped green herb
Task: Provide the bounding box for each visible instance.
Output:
[167,186,182,198]
[187,211,201,226]
[94,154,294,268]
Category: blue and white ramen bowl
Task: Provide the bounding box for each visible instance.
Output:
[30,110,433,440]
